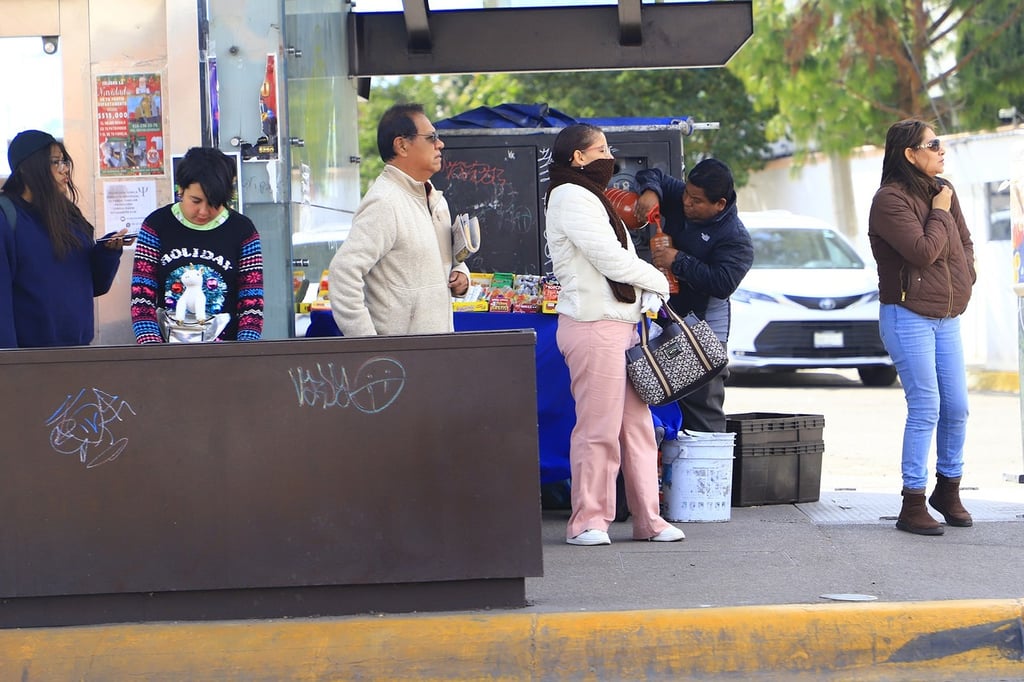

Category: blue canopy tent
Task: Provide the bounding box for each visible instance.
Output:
[436,102,696,135]
[435,102,577,129]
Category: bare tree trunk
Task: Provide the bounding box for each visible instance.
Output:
[829,152,858,240]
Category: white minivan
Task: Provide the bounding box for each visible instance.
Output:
[728,210,897,386]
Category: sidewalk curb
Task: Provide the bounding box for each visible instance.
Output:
[2,599,1022,680]
[968,369,1020,394]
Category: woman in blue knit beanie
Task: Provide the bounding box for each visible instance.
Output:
[0,130,129,347]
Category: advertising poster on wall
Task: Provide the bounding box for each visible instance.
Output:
[1012,143,1024,291]
[254,53,279,161]
[1011,142,1024,454]
[96,73,165,177]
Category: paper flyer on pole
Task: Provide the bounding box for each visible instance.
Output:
[103,181,157,237]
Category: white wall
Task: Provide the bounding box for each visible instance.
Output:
[738,127,1024,372]
[0,38,64,176]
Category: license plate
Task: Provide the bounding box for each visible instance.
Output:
[814,330,844,348]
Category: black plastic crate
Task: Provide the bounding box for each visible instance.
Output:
[726,412,824,447]
[730,441,824,506]
[726,412,825,506]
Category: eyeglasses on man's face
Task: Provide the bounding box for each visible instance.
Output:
[50,157,70,170]
[406,131,441,145]
[914,138,942,152]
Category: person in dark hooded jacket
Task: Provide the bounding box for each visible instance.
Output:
[635,159,754,432]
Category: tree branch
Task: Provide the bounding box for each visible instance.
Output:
[835,80,908,119]
[927,1,975,42]
[928,3,1024,89]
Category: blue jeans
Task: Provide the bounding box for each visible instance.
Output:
[879,304,969,491]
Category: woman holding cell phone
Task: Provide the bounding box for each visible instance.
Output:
[0,129,127,348]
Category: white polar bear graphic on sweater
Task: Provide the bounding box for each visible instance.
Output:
[175,267,208,323]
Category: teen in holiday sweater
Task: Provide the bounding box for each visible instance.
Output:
[130,147,263,343]
[0,129,128,348]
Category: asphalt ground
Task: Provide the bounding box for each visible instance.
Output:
[2,369,1023,680]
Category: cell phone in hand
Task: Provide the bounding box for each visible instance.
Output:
[97,233,137,245]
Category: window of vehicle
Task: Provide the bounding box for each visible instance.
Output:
[750,228,864,270]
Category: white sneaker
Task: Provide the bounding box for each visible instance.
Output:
[647,525,685,542]
[567,529,611,546]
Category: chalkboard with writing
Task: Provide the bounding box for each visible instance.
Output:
[433,128,684,276]
[433,139,549,275]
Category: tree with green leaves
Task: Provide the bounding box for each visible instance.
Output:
[451,69,774,187]
[954,0,1024,130]
[728,0,1024,235]
[729,0,1024,158]
[357,69,774,191]
[356,76,452,194]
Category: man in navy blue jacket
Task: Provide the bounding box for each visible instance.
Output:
[635,159,754,432]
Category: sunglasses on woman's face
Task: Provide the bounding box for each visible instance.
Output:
[914,138,942,152]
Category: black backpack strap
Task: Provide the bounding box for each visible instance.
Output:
[0,195,16,232]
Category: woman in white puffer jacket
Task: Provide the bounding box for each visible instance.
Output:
[545,123,683,547]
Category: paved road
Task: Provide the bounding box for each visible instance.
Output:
[725,368,1024,497]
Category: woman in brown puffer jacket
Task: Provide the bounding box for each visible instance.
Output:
[868,119,977,537]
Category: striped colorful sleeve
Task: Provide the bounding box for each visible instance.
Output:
[235,230,264,341]
[130,223,164,344]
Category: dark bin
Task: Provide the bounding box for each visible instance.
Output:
[726,412,825,506]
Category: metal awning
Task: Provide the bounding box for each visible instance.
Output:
[348,1,753,77]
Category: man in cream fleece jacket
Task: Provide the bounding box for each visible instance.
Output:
[328,103,469,337]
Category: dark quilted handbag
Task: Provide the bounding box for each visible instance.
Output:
[625,304,728,406]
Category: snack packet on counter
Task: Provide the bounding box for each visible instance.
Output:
[541,273,560,313]
[513,274,542,312]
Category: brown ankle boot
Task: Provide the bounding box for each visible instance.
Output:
[928,474,973,527]
[896,490,944,535]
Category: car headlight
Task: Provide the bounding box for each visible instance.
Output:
[732,288,777,304]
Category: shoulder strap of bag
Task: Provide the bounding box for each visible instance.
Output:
[658,302,718,370]
[637,314,651,346]
[662,302,686,326]
[0,195,16,232]
[638,302,681,347]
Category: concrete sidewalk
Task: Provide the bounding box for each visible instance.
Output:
[529,491,1024,612]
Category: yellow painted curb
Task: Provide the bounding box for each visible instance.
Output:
[1,599,1023,680]
[968,369,1020,394]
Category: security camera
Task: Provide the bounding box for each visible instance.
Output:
[41,36,59,55]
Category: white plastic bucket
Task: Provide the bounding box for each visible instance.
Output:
[661,431,735,522]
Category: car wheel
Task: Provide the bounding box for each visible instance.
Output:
[858,365,898,387]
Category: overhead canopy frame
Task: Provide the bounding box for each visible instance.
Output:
[348,1,753,77]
